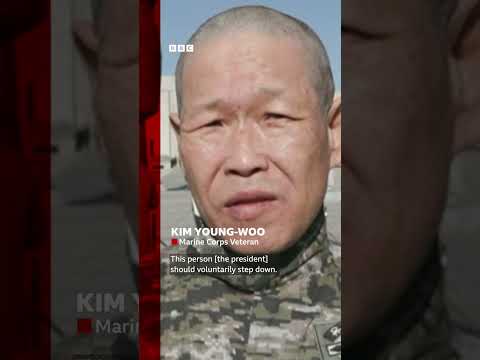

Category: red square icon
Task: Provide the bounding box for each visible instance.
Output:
[171,238,179,246]
[77,318,93,334]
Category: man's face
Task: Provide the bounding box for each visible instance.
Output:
[174,31,332,254]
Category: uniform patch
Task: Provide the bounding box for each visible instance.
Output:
[313,321,341,359]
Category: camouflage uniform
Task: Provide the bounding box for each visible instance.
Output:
[161,211,341,360]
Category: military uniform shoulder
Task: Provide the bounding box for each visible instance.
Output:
[310,316,342,360]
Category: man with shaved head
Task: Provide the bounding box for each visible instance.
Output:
[161,5,341,360]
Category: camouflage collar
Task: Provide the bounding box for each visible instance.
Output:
[186,209,329,292]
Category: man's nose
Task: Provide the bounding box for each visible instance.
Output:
[223,127,268,177]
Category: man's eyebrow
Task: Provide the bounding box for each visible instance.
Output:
[203,99,222,111]
[188,99,224,115]
[257,87,285,97]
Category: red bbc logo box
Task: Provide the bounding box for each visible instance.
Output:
[77,318,93,334]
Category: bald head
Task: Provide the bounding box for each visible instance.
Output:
[175,5,334,115]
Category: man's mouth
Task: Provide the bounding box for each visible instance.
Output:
[224,191,278,221]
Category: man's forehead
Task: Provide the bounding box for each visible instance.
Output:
[183,57,313,113]
[182,33,310,91]
[185,86,290,113]
[184,30,307,71]
[204,87,284,105]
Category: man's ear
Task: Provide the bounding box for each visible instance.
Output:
[328,94,341,169]
[72,20,99,66]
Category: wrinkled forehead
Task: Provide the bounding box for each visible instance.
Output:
[185,31,310,73]
[180,31,319,107]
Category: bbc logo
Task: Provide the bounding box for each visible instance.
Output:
[169,44,194,53]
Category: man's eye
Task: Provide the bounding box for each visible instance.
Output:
[265,113,287,120]
[204,119,223,127]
